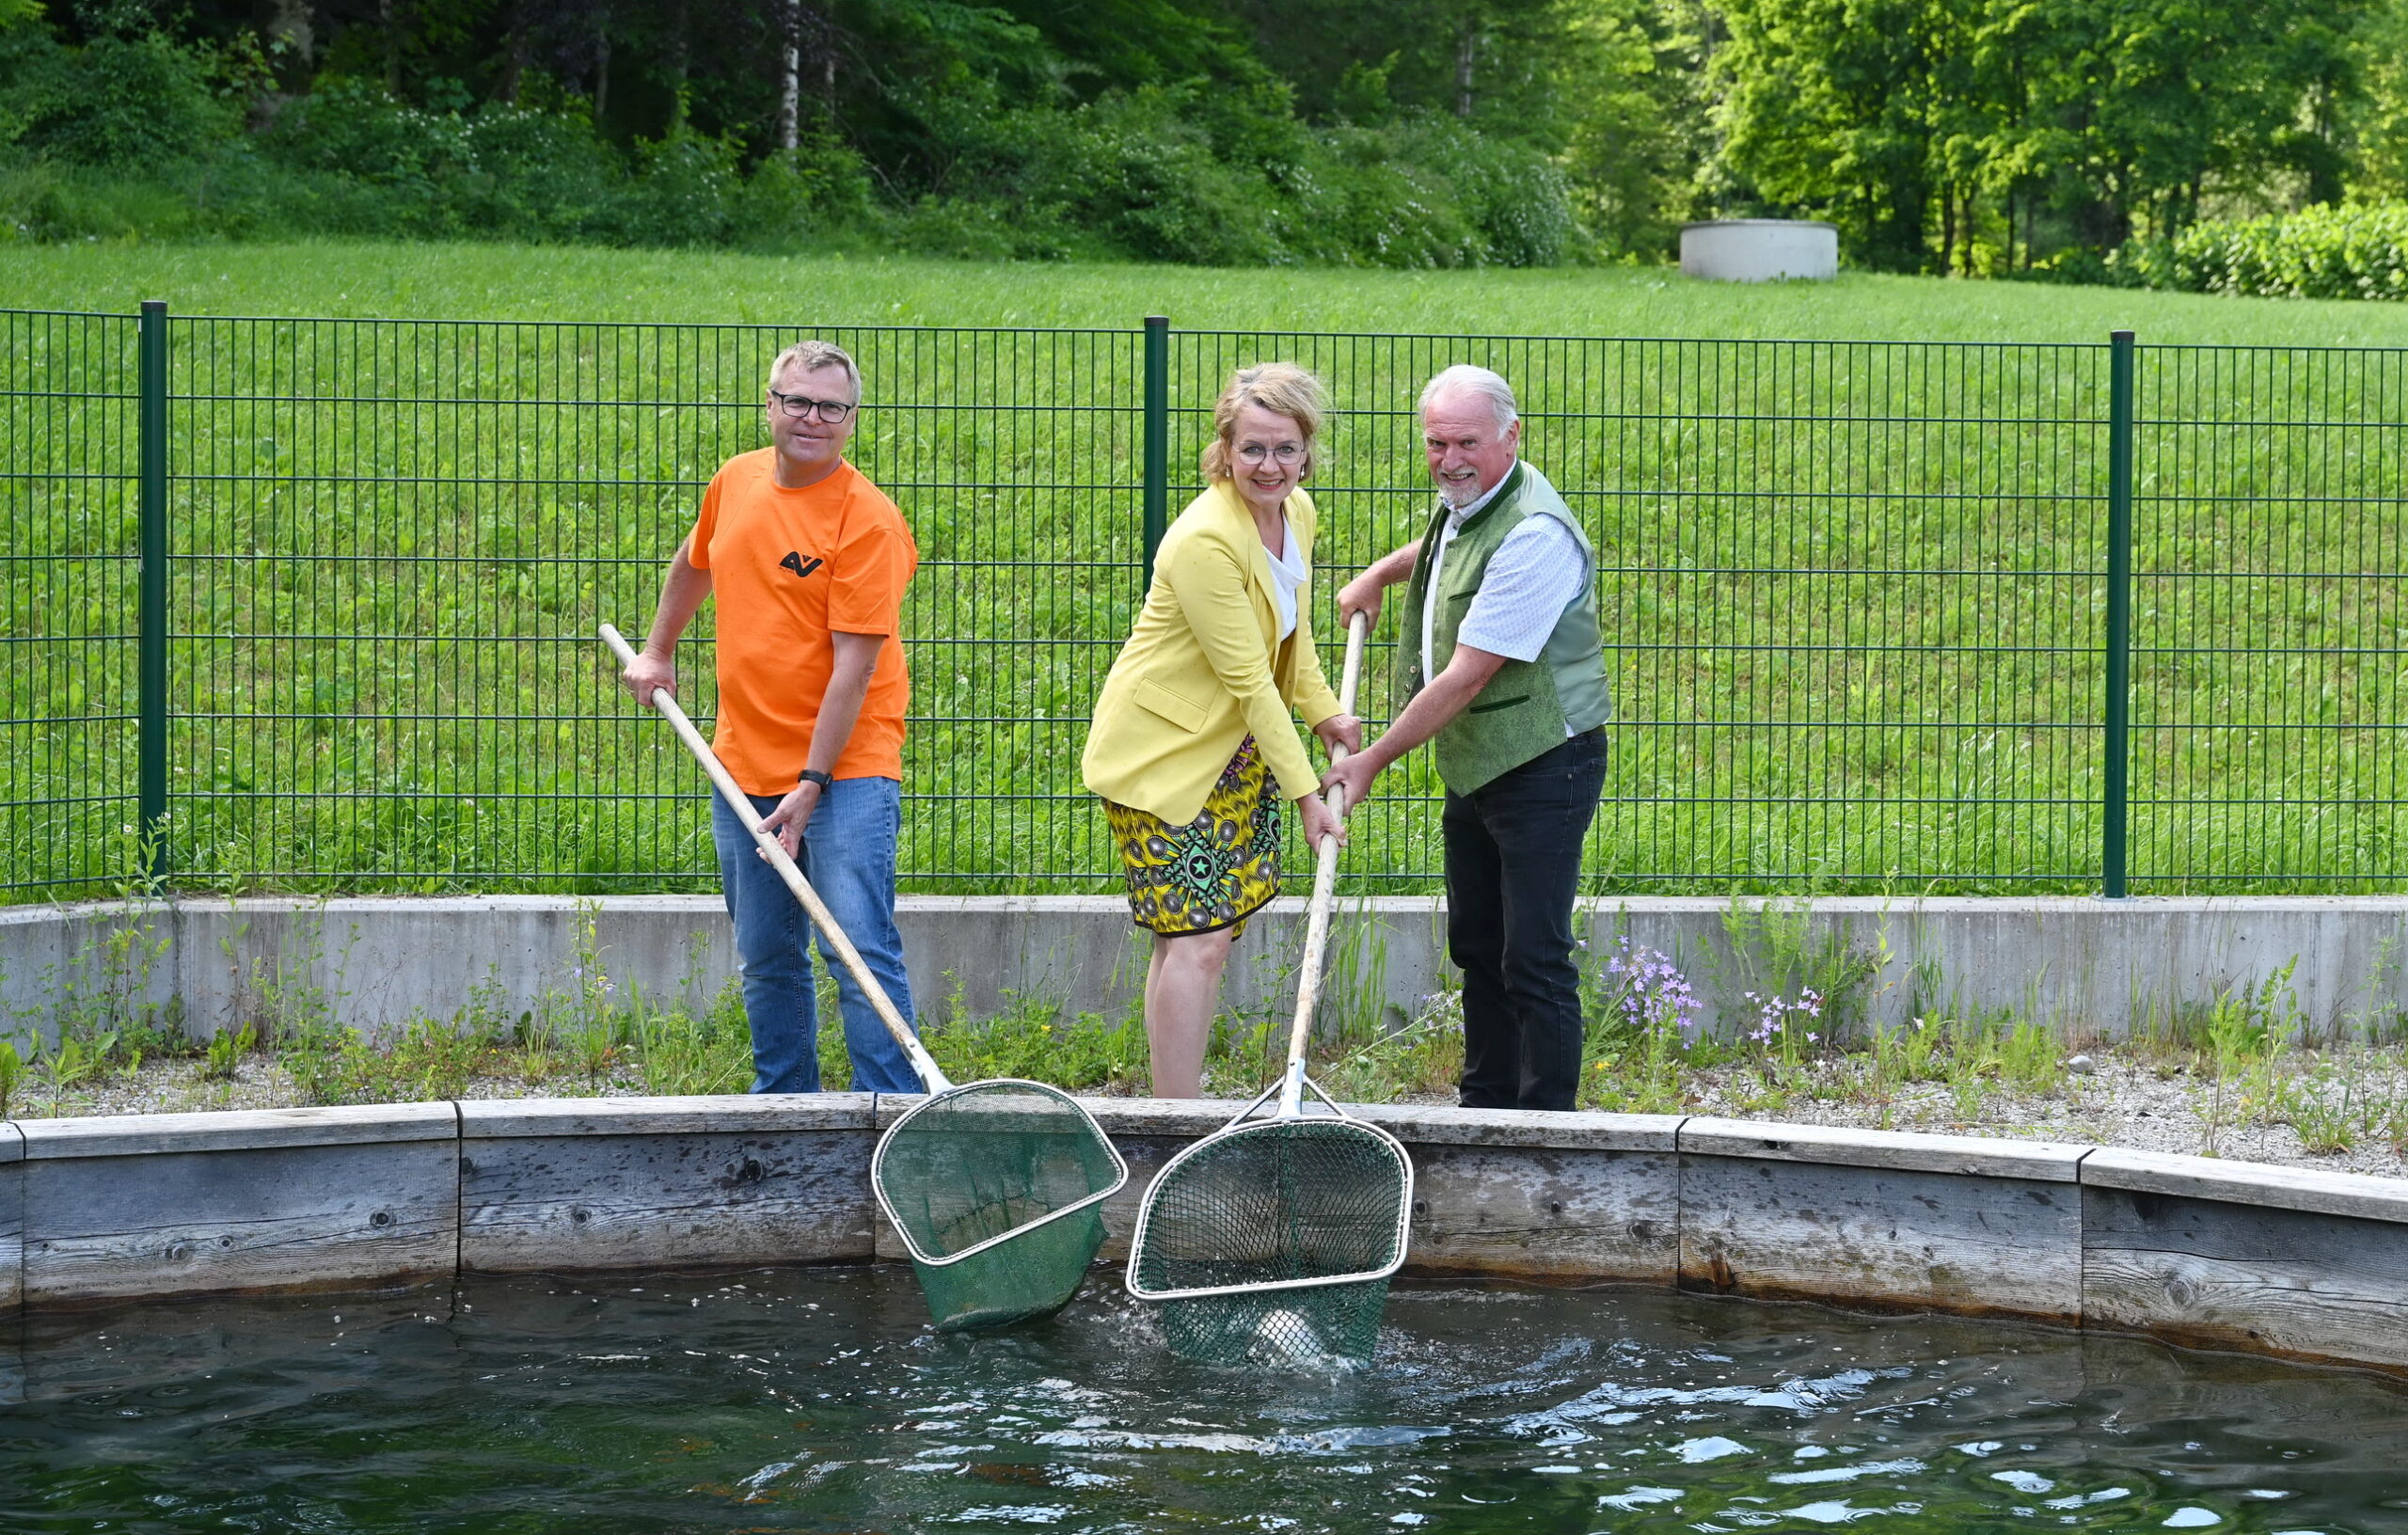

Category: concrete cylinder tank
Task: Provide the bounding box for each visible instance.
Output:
[1680,219,1840,281]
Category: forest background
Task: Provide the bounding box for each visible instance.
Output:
[7,0,2408,284]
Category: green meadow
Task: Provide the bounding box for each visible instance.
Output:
[4,244,2403,900]
[9,239,2408,343]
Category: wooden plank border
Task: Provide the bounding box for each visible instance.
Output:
[8,1100,2408,1377]
[2080,1147,2408,1371]
[459,1095,879,1274]
[19,1105,459,1305]
[1678,1117,2091,1322]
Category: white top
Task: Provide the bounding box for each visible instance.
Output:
[1458,516,1589,661]
[1418,466,1593,737]
[1263,515,1307,642]
[1419,465,1592,672]
[1419,468,1516,681]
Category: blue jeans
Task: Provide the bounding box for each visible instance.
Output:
[710,780,921,1095]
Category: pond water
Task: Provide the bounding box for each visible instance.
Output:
[5,1266,2405,1533]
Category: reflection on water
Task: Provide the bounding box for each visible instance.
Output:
[2,1267,2404,1532]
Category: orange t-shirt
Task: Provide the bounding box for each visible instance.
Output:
[688,449,918,796]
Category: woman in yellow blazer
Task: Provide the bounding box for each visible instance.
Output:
[1083,362,1360,1098]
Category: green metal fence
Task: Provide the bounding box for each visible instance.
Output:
[2,309,2401,900]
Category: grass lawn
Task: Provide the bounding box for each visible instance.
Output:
[2,239,2403,346]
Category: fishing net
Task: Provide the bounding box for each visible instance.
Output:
[874,1080,1128,1332]
[1126,1116,1412,1367]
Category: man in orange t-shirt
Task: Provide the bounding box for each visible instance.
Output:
[618,340,922,1094]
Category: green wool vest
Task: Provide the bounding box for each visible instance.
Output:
[1398,462,1611,795]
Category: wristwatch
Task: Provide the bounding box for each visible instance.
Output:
[799,768,833,790]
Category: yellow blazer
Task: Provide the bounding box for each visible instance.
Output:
[1082,481,1344,824]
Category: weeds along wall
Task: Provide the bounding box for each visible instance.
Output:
[4,311,2404,901]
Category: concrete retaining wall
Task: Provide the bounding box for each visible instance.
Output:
[8,894,2408,1045]
[8,1099,2408,1380]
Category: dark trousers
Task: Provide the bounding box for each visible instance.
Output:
[1444,729,1608,1112]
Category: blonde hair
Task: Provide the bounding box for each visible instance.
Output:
[1199,362,1326,483]
[765,339,862,404]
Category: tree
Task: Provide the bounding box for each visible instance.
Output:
[1712,0,1972,270]
[1557,0,1706,258]
[1707,0,2371,272]
[2345,0,2408,199]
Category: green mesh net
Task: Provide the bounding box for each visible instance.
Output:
[1127,1117,1411,1367]
[1154,1275,1394,1367]
[874,1081,1127,1332]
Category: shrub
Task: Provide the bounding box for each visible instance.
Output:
[259,82,626,242]
[0,156,212,239]
[1000,86,1285,266]
[0,34,1591,267]
[1278,124,1487,268]
[1381,115,1580,268]
[898,87,1586,269]
[737,136,876,248]
[257,78,472,236]
[2110,203,2408,301]
[615,129,744,247]
[451,105,622,240]
[0,28,237,167]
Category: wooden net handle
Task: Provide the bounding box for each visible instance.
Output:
[1279,609,1370,1115]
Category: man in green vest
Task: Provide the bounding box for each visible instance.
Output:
[1324,365,1610,1111]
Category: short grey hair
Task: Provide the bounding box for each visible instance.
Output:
[1418,364,1518,433]
[766,340,862,405]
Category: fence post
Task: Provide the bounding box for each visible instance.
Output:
[1141,314,1168,591]
[137,299,169,883]
[2101,328,2135,899]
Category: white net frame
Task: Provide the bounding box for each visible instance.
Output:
[1123,1074,1415,1305]
[872,1077,1131,1269]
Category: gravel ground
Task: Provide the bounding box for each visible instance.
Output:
[29,1047,2408,1181]
[41,1058,653,1121]
[1659,1052,2408,1180]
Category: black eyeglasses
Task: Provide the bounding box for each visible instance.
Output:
[768,389,856,422]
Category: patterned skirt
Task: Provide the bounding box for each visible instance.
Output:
[1102,736,1283,938]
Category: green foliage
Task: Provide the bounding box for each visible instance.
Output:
[2115,202,2408,301]
[1711,0,2370,273]
[0,1039,20,1116]
[898,86,1579,267]
[1217,0,1567,135]
[1711,0,1956,270]
[9,0,2408,274]
[1558,0,1703,259]
[1711,896,1884,1041]
[740,142,876,237]
[923,992,1148,1091]
[2268,1056,2390,1155]
[0,26,237,167]
[257,79,623,239]
[1316,1005,1466,1104]
[634,988,753,1096]
[281,1015,508,1106]
[201,1020,255,1081]
[2345,0,2408,200]
[1578,939,1698,1113]
[0,5,1603,265]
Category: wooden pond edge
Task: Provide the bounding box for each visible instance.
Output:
[7,1096,2408,1378]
